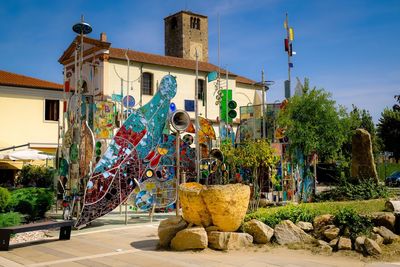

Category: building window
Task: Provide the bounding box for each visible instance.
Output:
[190,17,200,30]
[45,99,59,121]
[142,72,153,95]
[197,79,205,101]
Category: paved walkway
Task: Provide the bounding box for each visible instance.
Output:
[1,211,400,267]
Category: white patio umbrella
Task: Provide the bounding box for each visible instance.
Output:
[0,149,54,161]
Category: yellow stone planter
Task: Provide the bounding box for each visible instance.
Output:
[179,182,250,232]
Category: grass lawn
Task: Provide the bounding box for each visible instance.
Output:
[246,199,387,227]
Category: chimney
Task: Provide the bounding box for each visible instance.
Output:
[100,32,107,42]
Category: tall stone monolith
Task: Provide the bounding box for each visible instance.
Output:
[351,128,378,183]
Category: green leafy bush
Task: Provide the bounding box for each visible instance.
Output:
[334,207,373,240]
[247,204,318,228]
[246,199,385,229]
[17,165,55,188]
[315,178,389,201]
[10,188,54,221]
[0,212,22,228]
[0,187,11,212]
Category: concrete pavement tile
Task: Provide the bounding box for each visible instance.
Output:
[24,250,139,267]
[0,255,23,267]
[111,251,198,267]
[34,246,76,259]
[366,264,400,267]
[0,251,35,265]
[7,247,53,264]
[45,262,87,267]
[90,257,136,267]
[75,259,113,267]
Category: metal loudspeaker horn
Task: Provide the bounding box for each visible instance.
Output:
[170,109,190,132]
[210,148,224,162]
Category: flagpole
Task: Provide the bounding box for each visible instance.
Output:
[195,49,200,183]
[286,13,291,96]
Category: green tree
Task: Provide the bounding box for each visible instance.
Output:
[221,139,278,211]
[277,79,347,162]
[377,95,400,162]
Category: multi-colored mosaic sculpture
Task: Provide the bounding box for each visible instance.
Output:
[76,75,180,227]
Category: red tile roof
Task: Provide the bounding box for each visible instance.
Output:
[0,70,63,91]
[109,48,258,85]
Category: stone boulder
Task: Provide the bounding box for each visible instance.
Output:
[313,214,334,231]
[317,240,333,254]
[259,198,274,208]
[338,237,352,250]
[296,221,314,232]
[371,233,384,246]
[370,212,396,231]
[354,236,366,253]
[178,183,212,227]
[158,216,188,247]
[350,128,378,182]
[364,238,382,256]
[323,227,340,240]
[170,227,208,251]
[329,238,339,248]
[208,231,253,250]
[205,225,220,232]
[243,219,274,244]
[376,226,399,244]
[179,183,250,232]
[274,220,315,245]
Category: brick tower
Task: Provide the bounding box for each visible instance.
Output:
[164,11,209,62]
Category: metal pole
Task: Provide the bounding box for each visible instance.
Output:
[125,50,130,121]
[125,201,128,225]
[286,13,291,96]
[120,78,124,125]
[175,131,181,216]
[195,50,200,183]
[217,14,222,143]
[261,70,266,139]
[225,68,228,125]
[140,65,143,107]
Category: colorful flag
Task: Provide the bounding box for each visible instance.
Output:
[289,27,294,41]
[284,39,289,52]
[207,71,218,82]
[284,20,288,29]
[289,63,294,68]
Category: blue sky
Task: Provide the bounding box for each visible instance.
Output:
[0,0,399,122]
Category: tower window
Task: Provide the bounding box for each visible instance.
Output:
[197,79,205,101]
[44,99,59,121]
[170,17,178,30]
[141,72,153,95]
[190,17,200,30]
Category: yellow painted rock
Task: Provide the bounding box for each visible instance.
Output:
[202,184,250,232]
[179,183,250,232]
[179,182,212,227]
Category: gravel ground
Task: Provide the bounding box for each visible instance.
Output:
[10,230,55,244]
